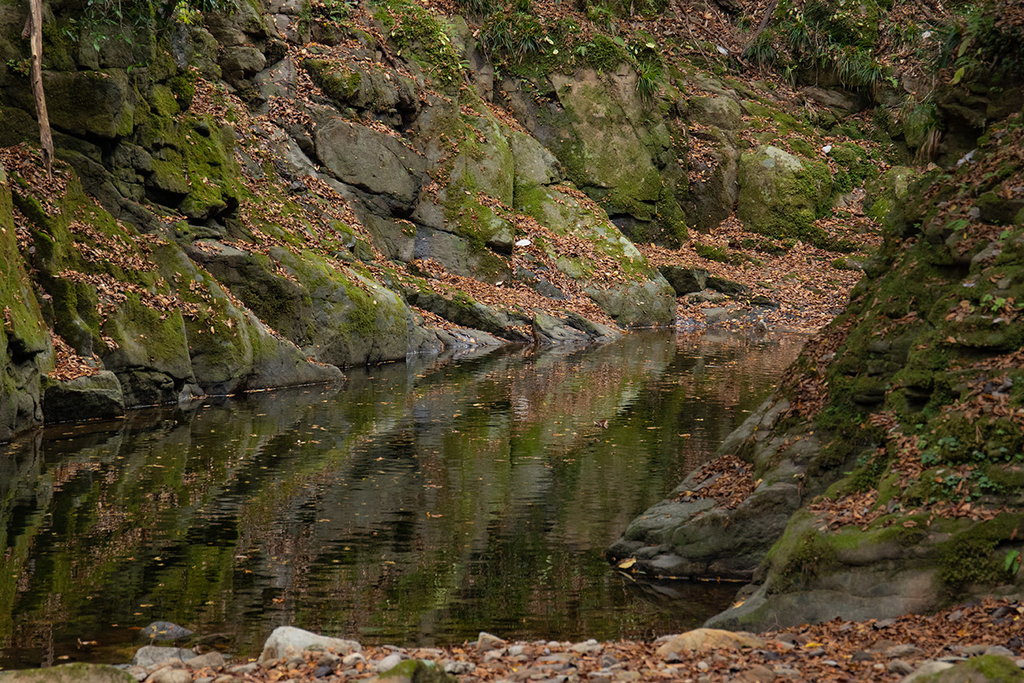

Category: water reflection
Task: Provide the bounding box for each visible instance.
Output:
[0,330,803,668]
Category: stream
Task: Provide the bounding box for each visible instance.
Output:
[0,329,804,669]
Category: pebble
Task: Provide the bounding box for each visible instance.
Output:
[229,663,257,675]
[851,651,873,663]
[342,653,366,667]
[509,645,526,657]
[483,649,505,663]
[696,661,709,672]
[572,640,602,654]
[985,646,1015,657]
[598,654,617,668]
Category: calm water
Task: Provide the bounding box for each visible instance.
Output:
[0,330,803,669]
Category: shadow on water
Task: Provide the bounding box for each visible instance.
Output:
[0,329,804,668]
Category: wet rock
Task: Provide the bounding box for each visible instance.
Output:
[258,626,360,665]
[657,629,765,657]
[131,646,196,668]
[533,312,588,345]
[42,371,124,423]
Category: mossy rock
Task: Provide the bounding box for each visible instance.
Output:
[0,162,51,440]
[864,165,918,223]
[736,145,834,245]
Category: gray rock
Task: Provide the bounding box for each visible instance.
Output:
[888,660,915,675]
[533,312,588,345]
[314,118,427,210]
[258,626,361,665]
[144,670,191,683]
[185,652,225,669]
[377,653,404,671]
[900,661,954,683]
[704,307,731,324]
[42,371,124,422]
[131,646,196,668]
[659,266,708,295]
[706,276,748,296]
[0,664,137,682]
[886,645,923,658]
[477,632,507,653]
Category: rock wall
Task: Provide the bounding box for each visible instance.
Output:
[609,98,1024,630]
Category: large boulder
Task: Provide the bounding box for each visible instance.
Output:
[737,145,833,243]
[42,371,124,422]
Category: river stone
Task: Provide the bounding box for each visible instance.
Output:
[141,622,194,642]
[373,660,454,682]
[42,371,125,422]
[656,629,764,657]
[258,626,360,664]
[131,646,196,668]
[476,632,506,653]
[144,670,191,683]
[0,664,136,682]
[185,652,225,669]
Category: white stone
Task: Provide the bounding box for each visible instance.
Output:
[257,626,360,665]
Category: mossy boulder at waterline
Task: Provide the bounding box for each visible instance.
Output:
[0,162,52,440]
[736,145,833,244]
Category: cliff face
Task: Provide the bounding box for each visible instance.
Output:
[610,89,1024,628]
[0,0,890,436]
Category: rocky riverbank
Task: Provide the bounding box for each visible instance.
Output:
[5,598,1024,682]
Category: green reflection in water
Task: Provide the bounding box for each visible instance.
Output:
[0,329,803,668]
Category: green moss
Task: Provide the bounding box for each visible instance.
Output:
[938,536,1001,591]
[302,58,363,106]
[376,0,463,87]
[587,34,628,72]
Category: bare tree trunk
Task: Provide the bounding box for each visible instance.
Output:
[23,0,54,178]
